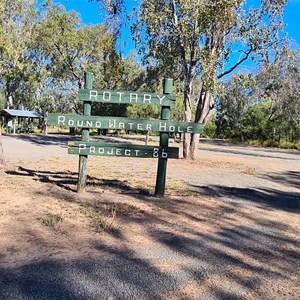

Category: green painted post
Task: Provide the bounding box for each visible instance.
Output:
[155,78,173,196]
[77,72,93,193]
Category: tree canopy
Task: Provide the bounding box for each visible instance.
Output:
[216,49,300,148]
[1,0,298,151]
[132,0,288,158]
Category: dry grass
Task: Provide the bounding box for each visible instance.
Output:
[38,213,63,227]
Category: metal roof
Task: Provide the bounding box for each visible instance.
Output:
[0,109,43,118]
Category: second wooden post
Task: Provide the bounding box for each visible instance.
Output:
[77,72,93,193]
[155,78,173,196]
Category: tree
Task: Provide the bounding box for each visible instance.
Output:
[132,0,287,158]
[35,1,120,114]
[253,48,300,143]
[216,74,254,141]
[215,48,300,145]
[0,0,39,109]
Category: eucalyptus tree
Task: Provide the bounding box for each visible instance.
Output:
[216,73,255,141]
[35,2,119,114]
[253,48,300,142]
[0,0,37,169]
[0,0,39,109]
[216,48,300,144]
[132,0,287,158]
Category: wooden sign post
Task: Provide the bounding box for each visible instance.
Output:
[155,79,172,196]
[47,72,204,196]
[78,72,93,193]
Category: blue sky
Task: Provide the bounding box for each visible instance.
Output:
[43,0,300,59]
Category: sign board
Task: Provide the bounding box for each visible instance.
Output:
[49,73,204,195]
[78,89,176,107]
[68,142,179,159]
[47,114,204,134]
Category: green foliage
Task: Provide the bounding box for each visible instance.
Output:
[0,89,5,110]
[204,120,217,138]
[215,49,300,150]
[0,0,39,109]
[0,1,122,115]
[126,104,160,119]
[132,0,287,157]
[216,73,255,140]
[132,0,287,108]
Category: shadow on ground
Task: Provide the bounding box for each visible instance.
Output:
[2,164,300,299]
[190,184,300,213]
[261,171,300,190]
[6,166,150,195]
[6,134,152,147]
[200,146,300,161]
[1,186,299,299]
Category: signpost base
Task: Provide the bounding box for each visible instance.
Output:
[155,158,168,196]
[77,155,88,193]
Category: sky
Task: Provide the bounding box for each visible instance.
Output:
[41,0,300,62]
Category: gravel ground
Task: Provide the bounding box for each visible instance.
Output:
[0,134,299,299]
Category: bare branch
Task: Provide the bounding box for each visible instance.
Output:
[218,46,255,79]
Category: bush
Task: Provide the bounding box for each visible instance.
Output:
[204,121,217,138]
[279,141,299,150]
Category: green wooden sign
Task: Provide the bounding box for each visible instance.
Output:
[78,89,176,107]
[68,142,179,159]
[47,114,204,134]
[49,73,203,196]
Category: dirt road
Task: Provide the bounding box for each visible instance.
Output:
[0,134,299,299]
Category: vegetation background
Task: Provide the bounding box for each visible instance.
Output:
[0,0,299,153]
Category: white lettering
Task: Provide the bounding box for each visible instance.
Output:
[86,121,92,127]
[90,90,98,100]
[99,148,104,154]
[125,149,131,156]
[134,150,140,156]
[109,119,116,128]
[116,149,122,155]
[107,148,114,155]
[79,143,86,154]
[146,124,152,131]
[90,146,96,154]
[159,122,167,131]
[77,120,83,127]
[68,120,74,126]
[95,121,101,128]
[103,91,111,102]
[137,123,143,130]
[58,116,65,126]
[162,149,168,158]
[143,94,152,104]
[130,93,138,103]
[153,148,159,158]
[118,122,125,129]
[117,92,124,102]
[187,126,192,133]
[157,95,166,104]
[177,126,183,133]
[169,125,175,132]
[128,123,134,129]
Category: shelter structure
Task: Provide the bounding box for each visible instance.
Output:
[0,109,43,134]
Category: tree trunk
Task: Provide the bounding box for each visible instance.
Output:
[0,124,5,171]
[182,79,193,159]
[183,93,192,159]
[189,87,214,159]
